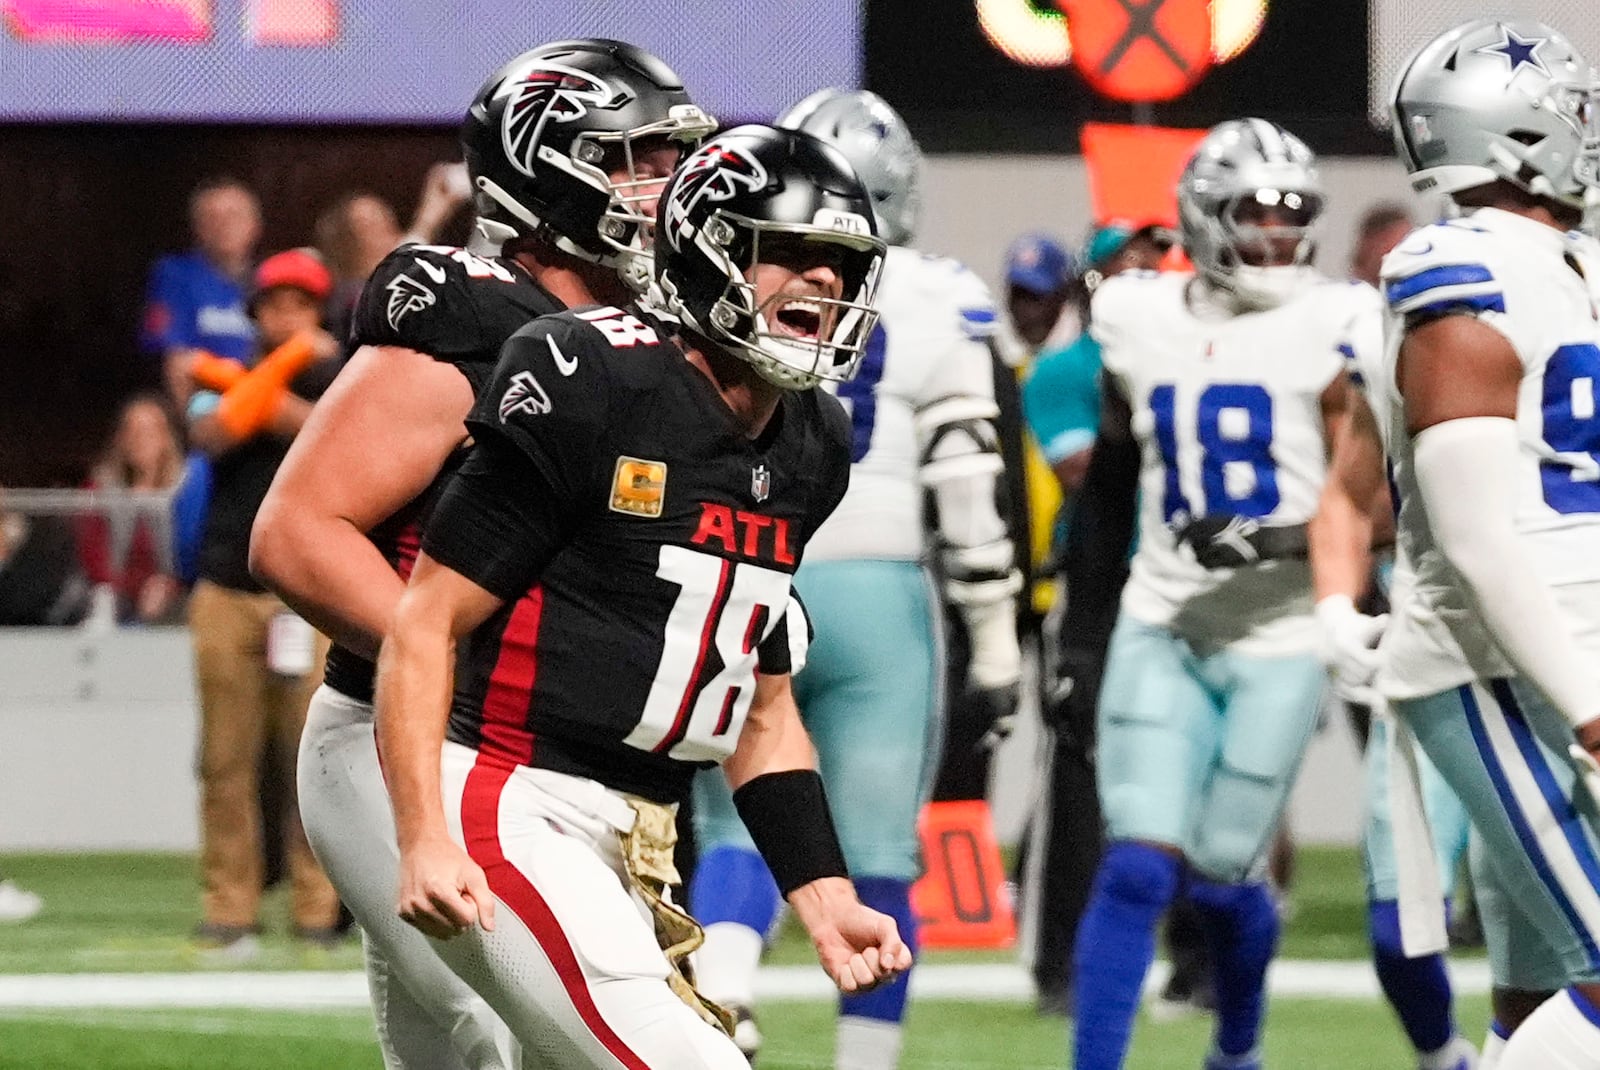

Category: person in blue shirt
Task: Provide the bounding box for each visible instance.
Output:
[141,177,261,408]
[1017,220,1171,1018]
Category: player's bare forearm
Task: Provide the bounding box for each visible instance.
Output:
[1310,383,1382,600]
[252,346,474,660]
[376,554,503,849]
[722,674,816,792]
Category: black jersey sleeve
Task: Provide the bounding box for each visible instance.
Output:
[756,588,812,676]
[349,245,539,360]
[421,433,576,602]
[464,314,614,508]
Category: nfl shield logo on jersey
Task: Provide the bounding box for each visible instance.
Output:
[751,464,771,503]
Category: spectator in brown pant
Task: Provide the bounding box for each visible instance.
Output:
[185,248,343,955]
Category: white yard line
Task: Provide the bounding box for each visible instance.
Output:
[0,959,1493,1010]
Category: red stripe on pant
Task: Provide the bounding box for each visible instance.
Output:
[461,754,655,1070]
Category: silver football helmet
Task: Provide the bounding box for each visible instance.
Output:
[1391,19,1599,211]
[777,88,923,246]
[1177,118,1324,308]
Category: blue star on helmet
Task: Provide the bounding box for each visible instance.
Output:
[1473,27,1549,76]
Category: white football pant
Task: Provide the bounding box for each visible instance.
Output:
[298,685,519,1070]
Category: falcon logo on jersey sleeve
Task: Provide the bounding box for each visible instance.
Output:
[498,370,552,421]
[385,273,436,329]
[501,63,614,177]
[665,145,768,244]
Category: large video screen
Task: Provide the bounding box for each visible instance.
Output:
[0,0,862,123]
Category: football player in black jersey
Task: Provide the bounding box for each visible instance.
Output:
[249,39,713,1070]
[376,126,905,1068]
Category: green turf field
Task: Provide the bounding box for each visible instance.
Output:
[0,848,1487,1068]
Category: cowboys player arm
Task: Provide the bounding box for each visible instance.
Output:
[1389,227,1600,758]
[1307,318,1391,705]
[376,312,610,939]
[252,248,505,659]
[918,271,1024,735]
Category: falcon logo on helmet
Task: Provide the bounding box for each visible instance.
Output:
[665,145,769,245]
[501,63,615,178]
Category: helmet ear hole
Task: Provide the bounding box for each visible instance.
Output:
[1506,129,1546,146]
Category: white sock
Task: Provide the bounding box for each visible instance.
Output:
[1500,990,1600,1069]
[690,921,764,1010]
[1480,1021,1509,1070]
[1418,1035,1477,1070]
[835,1015,903,1070]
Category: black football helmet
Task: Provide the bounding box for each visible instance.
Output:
[656,125,886,390]
[462,38,716,292]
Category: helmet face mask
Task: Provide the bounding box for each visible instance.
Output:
[694,213,883,389]
[463,40,715,291]
[1179,119,1324,308]
[1576,73,1600,193]
[1391,19,1598,214]
[657,126,888,391]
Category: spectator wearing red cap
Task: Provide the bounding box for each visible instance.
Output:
[184,247,342,956]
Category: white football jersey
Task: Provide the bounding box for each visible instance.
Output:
[1377,208,1600,695]
[805,245,999,561]
[1094,271,1372,654]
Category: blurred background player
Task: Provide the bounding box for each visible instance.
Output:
[377,123,904,1070]
[688,89,1021,1070]
[1067,119,1373,1070]
[187,247,342,957]
[252,39,714,1070]
[1377,20,1600,1069]
[1018,219,1171,1016]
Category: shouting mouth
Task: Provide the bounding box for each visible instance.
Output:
[772,297,828,341]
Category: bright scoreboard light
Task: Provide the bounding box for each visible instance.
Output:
[976,0,1267,70]
[0,0,863,123]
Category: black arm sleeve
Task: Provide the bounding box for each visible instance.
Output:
[420,433,576,602]
[1061,428,1138,637]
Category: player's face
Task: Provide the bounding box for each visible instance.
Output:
[253,287,323,349]
[1229,191,1315,267]
[604,137,681,228]
[747,235,848,345]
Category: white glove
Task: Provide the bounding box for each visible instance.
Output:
[1315,594,1388,708]
[963,598,1022,693]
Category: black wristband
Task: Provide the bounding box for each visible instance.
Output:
[732,769,849,897]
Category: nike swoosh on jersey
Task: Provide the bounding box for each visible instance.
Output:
[413,257,448,284]
[548,334,579,376]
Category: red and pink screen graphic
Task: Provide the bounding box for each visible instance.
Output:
[3,0,336,44]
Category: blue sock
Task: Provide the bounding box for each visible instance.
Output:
[1188,878,1278,1059]
[688,845,782,935]
[1071,842,1180,1070]
[840,876,918,1024]
[1369,898,1456,1054]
